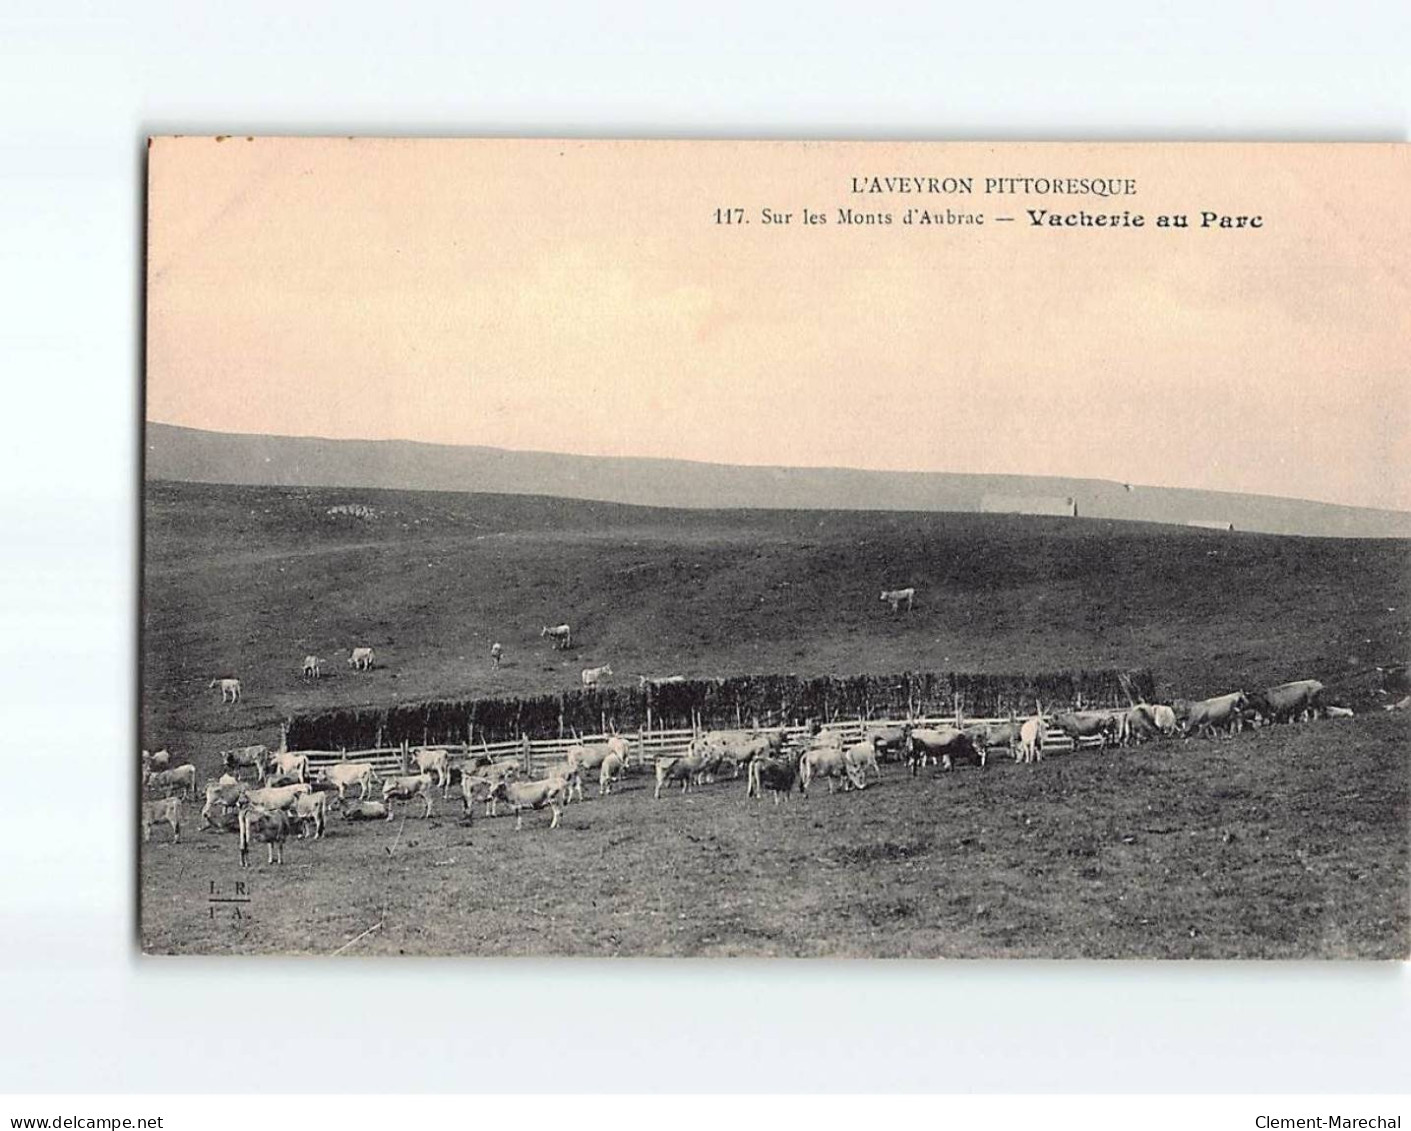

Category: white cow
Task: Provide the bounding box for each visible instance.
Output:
[266,751,310,784]
[301,655,324,679]
[209,678,242,703]
[412,748,452,796]
[880,587,915,612]
[142,798,181,843]
[581,665,613,689]
[320,761,379,801]
[348,647,375,671]
[1016,713,1046,764]
[143,764,198,799]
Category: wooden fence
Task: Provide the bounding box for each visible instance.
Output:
[294,714,1111,780]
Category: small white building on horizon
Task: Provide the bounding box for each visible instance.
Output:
[980,494,1078,518]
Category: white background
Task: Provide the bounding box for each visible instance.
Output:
[1,0,1408,1095]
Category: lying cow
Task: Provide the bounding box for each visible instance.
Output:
[489,778,567,830]
[319,761,379,801]
[143,763,198,799]
[202,774,247,828]
[381,773,436,819]
[340,800,392,821]
[142,798,181,843]
[238,804,290,867]
[291,792,329,839]
[908,728,985,774]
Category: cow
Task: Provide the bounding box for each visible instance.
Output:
[598,751,629,795]
[541,624,572,650]
[141,748,171,772]
[412,748,452,796]
[964,718,1023,760]
[209,677,242,703]
[222,744,270,780]
[291,792,329,839]
[263,771,304,789]
[880,587,915,612]
[489,778,568,830]
[238,804,290,866]
[1181,692,1250,739]
[842,739,882,782]
[1246,680,1326,726]
[143,763,197,799]
[141,798,181,843]
[800,743,867,793]
[639,674,686,688]
[1325,705,1355,718]
[301,655,324,679]
[908,727,985,774]
[267,751,310,784]
[318,761,379,801]
[746,750,805,804]
[348,647,375,671]
[1149,704,1178,736]
[243,783,311,811]
[381,773,435,818]
[565,742,615,799]
[490,642,503,669]
[654,751,709,798]
[1016,714,1045,764]
[340,799,392,821]
[863,724,912,763]
[702,729,785,780]
[201,775,247,828]
[1049,710,1123,750]
[581,664,613,689]
[1116,705,1160,746]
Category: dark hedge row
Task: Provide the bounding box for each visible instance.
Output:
[284,668,1155,751]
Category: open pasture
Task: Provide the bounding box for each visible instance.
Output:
[141,480,1411,956]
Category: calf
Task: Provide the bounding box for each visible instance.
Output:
[489,778,567,830]
[238,805,290,866]
[291,792,329,839]
[142,798,181,843]
[381,773,436,819]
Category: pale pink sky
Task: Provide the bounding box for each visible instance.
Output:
[147,139,1410,511]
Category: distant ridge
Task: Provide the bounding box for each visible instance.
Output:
[144,422,1411,539]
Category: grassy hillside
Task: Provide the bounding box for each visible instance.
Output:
[142,480,1410,766]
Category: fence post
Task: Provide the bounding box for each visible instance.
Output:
[400,740,409,774]
[521,734,532,776]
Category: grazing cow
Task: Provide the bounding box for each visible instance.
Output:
[412,748,452,796]
[908,728,985,773]
[654,751,709,798]
[598,751,629,795]
[301,655,324,679]
[964,718,1023,760]
[141,798,181,843]
[348,647,375,671]
[1016,714,1046,764]
[222,744,270,780]
[381,773,435,819]
[340,800,392,821]
[1247,680,1326,725]
[267,751,310,784]
[320,761,379,801]
[801,743,868,792]
[746,751,805,804]
[581,664,613,689]
[1149,704,1178,736]
[1049,711,1123,750]
[490,642,502,669]
[863,724,912,763]
[1180,692,1250,739]
[202,775,247,828]
[291,792,329,839]
[842,739,882,782]
[237,805,290,867]
[880,587,915,612]
[143,763,197,799]
[489,778,568,830]
[243,783,311,811]
[141,748,171,772]
[541,624,572,650]
[209,678,242,703]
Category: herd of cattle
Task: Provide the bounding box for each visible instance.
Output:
[142,673,1361,866]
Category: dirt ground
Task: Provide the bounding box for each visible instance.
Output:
[140,481,1411,957]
